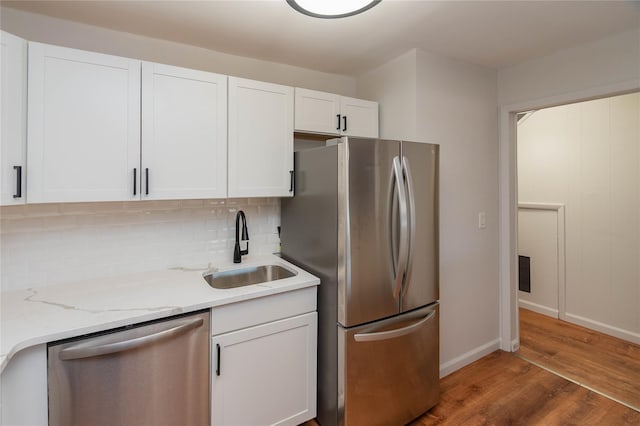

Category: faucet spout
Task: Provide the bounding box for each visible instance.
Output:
[233,210,249,263]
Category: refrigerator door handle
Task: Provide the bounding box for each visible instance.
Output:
[353,310,436,342]
[401,156,416,294]
[392,156,409,299]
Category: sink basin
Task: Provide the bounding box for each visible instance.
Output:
[203,264,297,289]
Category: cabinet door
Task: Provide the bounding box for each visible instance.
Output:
[1,345,48,426]
[1,31,27,205]
[294,88,340,135]
[228,77,294,197]
[27,43,141,203]
[211,312,317,426]
[142,62,227,200]
[340,96,379,138]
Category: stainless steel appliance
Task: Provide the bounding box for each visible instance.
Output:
[281,137,439,426]
[48,310,210,426]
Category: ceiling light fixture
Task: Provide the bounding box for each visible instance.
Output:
[287,0,382,19]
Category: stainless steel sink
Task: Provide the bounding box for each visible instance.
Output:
[203,264,297,289]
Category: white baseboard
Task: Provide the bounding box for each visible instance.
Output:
[439,339,501,378]
[564,313,640,345]
[518,299,558,319]
[511,338,520,352]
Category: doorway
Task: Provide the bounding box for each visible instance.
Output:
[513,92,640,410]
[515,93,640,340]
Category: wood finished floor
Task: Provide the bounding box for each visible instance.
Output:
[518,307,640,410]
[303,350,639,426]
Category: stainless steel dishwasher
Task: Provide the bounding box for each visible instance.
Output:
[48,310,210,426]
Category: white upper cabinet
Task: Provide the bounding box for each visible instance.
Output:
[141,62,227,200]
[294,88,379,138]
[228,77,294,198]
[294,88,341,135]
[1,31,27,205]
[339,95,379,138]
[27,42,141,203]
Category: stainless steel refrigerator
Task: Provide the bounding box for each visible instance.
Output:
[281,137,439,426]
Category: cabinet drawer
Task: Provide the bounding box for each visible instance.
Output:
[211,286,316,335]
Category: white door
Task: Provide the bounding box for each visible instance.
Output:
[228,77,294,197]
[142,62,227,200]
[1,31,27,205]
[340,96,379,138]
[518,207,561,318]
[211,313,317,426]
[27,43,141,203]
[294,88,340,135]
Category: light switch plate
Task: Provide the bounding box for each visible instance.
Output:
[478,211,486,229]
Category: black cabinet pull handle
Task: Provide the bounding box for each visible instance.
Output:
[13,166,22,198]
[216,343,221,376]
[336,114,341,131]
[145,168,149,195]
[343,115,347,132]
[133,168,137,196]
[289,170,294,193]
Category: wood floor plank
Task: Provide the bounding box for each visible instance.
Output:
[414,351,639,426]
[303,350,639,425]
[518,308,640,409]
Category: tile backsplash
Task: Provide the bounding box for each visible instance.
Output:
[0,198,280,291]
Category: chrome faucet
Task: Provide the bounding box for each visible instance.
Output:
[233,210,249,263]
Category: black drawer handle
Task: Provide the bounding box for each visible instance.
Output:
[145,168,149,195]
[13,165,22,198]
[343,115,347,132]
[336,114,341,131]
[216,343,221,376]
[289,170,294,193]
[133,168,137,196]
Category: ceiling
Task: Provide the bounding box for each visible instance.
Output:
[4,0,640,76]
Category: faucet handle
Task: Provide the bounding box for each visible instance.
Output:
[234,210,249,263]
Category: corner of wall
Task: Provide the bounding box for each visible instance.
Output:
[354,49,418,140]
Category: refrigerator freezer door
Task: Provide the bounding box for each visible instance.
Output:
[401,141,439,312]
[338,304,439,426]
[339,138,401,327]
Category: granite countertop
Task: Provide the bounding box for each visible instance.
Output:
[0,254,319,373]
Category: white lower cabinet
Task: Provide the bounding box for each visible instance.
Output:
[0,345,48,426]
[211,289,317,426]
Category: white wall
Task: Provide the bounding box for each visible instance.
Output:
[497,28,640,349]
[0,7,356,96]
[357,49,500,375]
[517,94,640,342]
[415,50,500,373]
[499,29,640,107]
[357,49,417,141]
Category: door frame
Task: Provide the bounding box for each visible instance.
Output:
[497,79,640,352]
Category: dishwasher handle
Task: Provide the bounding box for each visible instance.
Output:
[59,317,204,361]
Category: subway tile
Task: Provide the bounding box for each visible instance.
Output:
[1,199,279,291]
